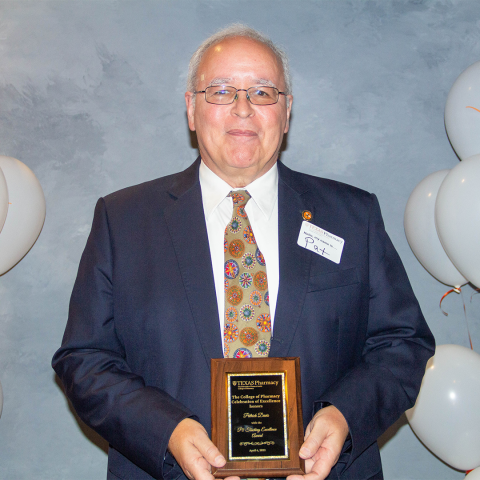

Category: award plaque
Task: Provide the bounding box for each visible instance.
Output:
[211,357,305,478]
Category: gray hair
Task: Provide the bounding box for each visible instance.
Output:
[187,24,292,96]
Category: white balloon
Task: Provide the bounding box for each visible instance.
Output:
[404,170,467,287]
[445,60,480,160]
[435,155,480,288]
[0,166,8,234]
[467,468,480,480]
[406,344,480,471]
[0,156,46,275]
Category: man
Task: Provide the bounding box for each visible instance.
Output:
[53,25,434,480]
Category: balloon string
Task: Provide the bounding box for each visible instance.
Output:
[439,287,461,316]
[461,289,473,351]
[470,287,480,303]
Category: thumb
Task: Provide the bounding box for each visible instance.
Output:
[299,424,326,459]
[194,434,226,468]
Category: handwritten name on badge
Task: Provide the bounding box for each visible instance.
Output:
[297,221,345,264]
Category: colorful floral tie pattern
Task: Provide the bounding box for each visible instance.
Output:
[224,190,271,359]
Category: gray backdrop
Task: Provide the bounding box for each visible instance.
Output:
[0,1,479,478]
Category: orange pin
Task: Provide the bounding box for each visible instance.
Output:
[302,210,312,221]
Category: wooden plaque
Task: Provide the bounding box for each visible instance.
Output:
[211,357,305,478]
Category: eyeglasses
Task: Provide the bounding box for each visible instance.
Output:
[194,85,286,106]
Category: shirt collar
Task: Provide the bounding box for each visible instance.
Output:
[199,160,278,220]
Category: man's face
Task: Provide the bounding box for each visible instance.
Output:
[185,37,292,187]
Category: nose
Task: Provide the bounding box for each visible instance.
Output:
[231,89,254,118]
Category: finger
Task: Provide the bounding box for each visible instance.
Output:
[193,434,226,468]
[287,457,315,480]
[304,421,313,438]
[288,473,324,480]
[168,419,225,480]
[310,422,347,466]
[186,450,231,480]
[287,461,318,480]
[300,406,348,461]
[179,446,214,480]
[293,408,349,480]
[307,445,339,480]
[299,423,327,459]
[288,449,336,480]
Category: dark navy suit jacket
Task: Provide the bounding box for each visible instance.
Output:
[53,159,434,480]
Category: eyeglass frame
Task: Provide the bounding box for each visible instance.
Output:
[193,85,287,106]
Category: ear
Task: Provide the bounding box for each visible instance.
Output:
[185,92,196,131]
[284,95,293,134]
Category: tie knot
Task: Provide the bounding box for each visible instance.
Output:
[228,190,251,207]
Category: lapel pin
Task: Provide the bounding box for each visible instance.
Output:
[302,210,312,221]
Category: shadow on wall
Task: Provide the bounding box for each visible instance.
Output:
[54,373,109,456]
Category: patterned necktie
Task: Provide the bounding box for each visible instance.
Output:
[223,190,271,358]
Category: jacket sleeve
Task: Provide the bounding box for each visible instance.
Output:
[316,194,435,472]
[52,198,194,479]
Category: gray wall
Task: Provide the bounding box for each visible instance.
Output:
[0,1,479,478]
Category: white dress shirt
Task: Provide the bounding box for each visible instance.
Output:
[199,160,279,342]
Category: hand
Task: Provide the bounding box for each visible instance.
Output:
[287,405,349,480]
[168,418,240,480]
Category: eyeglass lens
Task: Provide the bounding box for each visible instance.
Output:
[205,86,279,105]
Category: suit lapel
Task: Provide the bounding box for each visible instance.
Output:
[164,159,223,366]
[163,159,326,361]
[270,162,314,357]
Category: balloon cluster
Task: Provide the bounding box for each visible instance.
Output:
[0,156,46,276]
[405,61,480,473]
[404,61,480,289]
[407,345,480,472]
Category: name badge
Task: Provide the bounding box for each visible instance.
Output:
[297,221,344,264]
